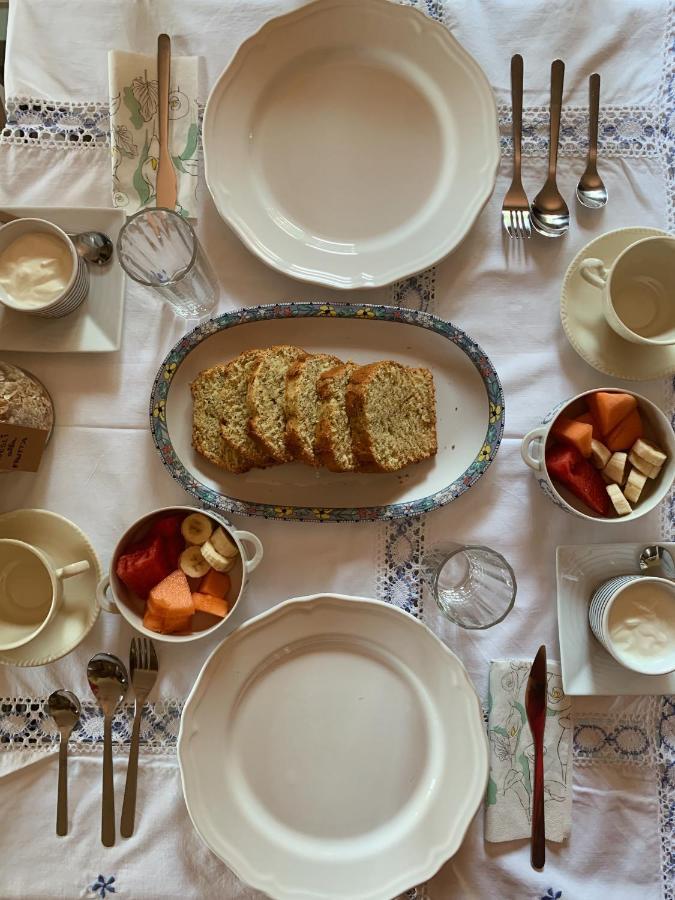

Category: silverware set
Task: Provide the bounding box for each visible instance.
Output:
[47,637,158,844]
[503,56,606,240]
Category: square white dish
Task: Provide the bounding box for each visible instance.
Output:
[556,542,675,696]
[0,206,125,353]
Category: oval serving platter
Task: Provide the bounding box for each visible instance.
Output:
[149,303,504,522]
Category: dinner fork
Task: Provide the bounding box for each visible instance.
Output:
[121,637,159,838]
[502,54,531,239]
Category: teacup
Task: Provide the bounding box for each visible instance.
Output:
[0,218,89,318]
[0,538,90,650]
[579,235,675,346]
[96,506,263,643]
[589,575,675,675]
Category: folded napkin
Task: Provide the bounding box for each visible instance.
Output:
[108,50,199,218]
[485,659,573,843]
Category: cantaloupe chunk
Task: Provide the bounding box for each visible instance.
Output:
[605,407,643,451]
[551,416,593,457]
[587,391,637,437]
[147,569,194,619]
[575,411,601,439]
[161,614,193,634]
[143,609,165,633]
[192,592,229,618]
[199,569,231,599]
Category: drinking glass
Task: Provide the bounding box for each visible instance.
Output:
[117,208,219,318]
[420,542,516,629]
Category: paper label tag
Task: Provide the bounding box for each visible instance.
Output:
[0,423,48,472]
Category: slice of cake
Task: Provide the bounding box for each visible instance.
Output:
[285,353,343,465]
[346,360,437,472]
[219,349,275,469]
[247,345,307,463]
[191,365,250,473]
[315,362,360,472]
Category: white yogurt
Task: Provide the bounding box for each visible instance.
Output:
[0,232,72,308]
[608,579,675,671]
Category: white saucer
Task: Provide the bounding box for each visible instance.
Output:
[0,206,126,353]
[0,509,102,666]
[560,226,675,381]
[556,542,675,695]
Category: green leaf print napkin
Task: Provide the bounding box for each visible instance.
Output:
[485,660,573,843]
[108,50,199,218]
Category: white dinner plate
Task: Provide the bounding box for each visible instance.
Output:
[178,594,488,900]
[556,542,675,695]
[203,0,499,289]
[0,206,126,353]
[149,303,505,522]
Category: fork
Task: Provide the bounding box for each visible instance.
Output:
[502,54,531,239]
[121,637,159,838]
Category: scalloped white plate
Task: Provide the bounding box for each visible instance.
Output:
[203,0,499,288]
[178,594,488,900]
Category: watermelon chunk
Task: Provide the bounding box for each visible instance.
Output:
[545,443,610,516]
[149,514,186,569]
[116,536,171,599]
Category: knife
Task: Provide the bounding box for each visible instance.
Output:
[525,644,547,870]
[156,33,178,211]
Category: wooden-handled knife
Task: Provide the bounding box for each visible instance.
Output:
[156,33,178,211]
[525,644,547,870]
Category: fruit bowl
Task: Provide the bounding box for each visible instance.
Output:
[521,388,675,524]
[96,506,263,643]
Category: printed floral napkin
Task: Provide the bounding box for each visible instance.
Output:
[108,50,199,218]
[485,659,573,843]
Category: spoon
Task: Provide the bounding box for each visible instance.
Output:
[0,209,114,266]
[640,545,675,579]
[87,653,128,847]
[47,689,81,836]
[531,59,569,238]
[576,74,607,209]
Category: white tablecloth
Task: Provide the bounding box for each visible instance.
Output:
[0,1,674,898]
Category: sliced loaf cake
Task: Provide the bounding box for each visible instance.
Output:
[315,362,360,472]
[286,353,343,465]
[248,345,307,463]
[191,365,251,473]
[346,360,437,472]
[219,349,274,469]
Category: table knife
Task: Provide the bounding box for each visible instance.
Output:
[525,644,547,870]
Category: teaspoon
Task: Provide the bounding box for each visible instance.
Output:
[640,545,675,579]
[0,209,114,266]
[531,59,570,238]
[576,74,607,209]
[87,653,128,847]
[47,689,81,836]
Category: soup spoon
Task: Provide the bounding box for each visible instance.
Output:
[531,60,569,238]
[47,689,81,836]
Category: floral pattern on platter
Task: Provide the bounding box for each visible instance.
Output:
[148,302,506,523]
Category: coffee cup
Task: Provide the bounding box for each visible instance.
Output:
[589,574,675,675]
[0,538,90,650]
[0,218,89,318]
[579,235,675,346]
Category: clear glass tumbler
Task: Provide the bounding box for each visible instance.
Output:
[420,543,516,629]
[117,208,219,319]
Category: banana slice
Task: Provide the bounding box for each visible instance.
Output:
[632,438,667,468]
[201,539,235,573]
[590,439,611,470]
[624,467,647,505]
[180,545,211,578]
[628,451,662,480]
[210,526,238,560]
[181,513,213,545]
[603,452,628,485]
[606,483,632,516]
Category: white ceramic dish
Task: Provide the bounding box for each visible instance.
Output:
[521,387,675,524]
[149,303,505,522]
[0,509,102,666]
[96,506,263,643]
[560,226,675,380]
[0,206,126,353]
[178,593,488,900]
[556,543,675,695]
[203,0,499,289]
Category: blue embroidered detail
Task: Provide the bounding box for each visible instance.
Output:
[541,890,562,900]
[90,874,116,898]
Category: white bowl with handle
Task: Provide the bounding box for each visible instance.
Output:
[520,387,675,523]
